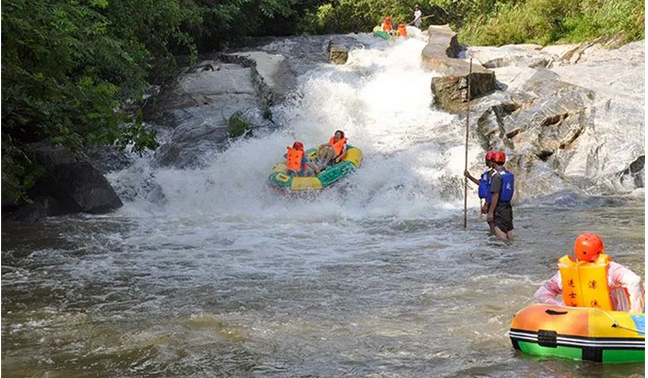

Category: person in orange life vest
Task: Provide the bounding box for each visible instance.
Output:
[285,142,319,177]
[464,151,495,215]
[487,151,514,240]
[397,24,407,37]
[317,130,348,168]
[534,233,644,313]
[382,16,394,34]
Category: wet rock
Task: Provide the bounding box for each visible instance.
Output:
[22,142,123,217]
[467,44,561,69]
[422,25,497,113]
[328,44,349,65]
[145,61,260,168]
[617,155,645,190]
[469,40,644,196]
[84,146,134,174]
[227,51,297,104]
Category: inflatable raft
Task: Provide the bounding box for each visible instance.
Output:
[373,26,391,40]
[372,25,407,40]
[268,146,362,192]
[509,304,645,363]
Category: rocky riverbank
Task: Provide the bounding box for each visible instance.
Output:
[422,25,645,198]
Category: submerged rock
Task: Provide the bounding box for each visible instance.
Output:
[328,43,349,65]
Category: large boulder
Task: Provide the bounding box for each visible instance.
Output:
[422,25,498,113]
[328,44,349,65]
[467,44,562,69]
[227,51,297,105]
[146,62,260,168]
[10,142,123,221]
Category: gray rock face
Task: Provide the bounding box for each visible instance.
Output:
[468,40,645,196]
[146,62,260,168]
[227,51,297,104]
[12,142,123,221]
[468,44,561,69]
[617,155,645,190]
[422,25,498,113]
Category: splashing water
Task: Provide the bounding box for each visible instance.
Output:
[2,33,644,378]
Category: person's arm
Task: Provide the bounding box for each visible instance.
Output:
[463,170,480,185]
[534,272,564,305]
[610,262,644,313]
[334,145,347,163]
[487,173,501,222]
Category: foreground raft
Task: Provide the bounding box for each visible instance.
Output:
[509,304,645,363]
[268,146,362,192]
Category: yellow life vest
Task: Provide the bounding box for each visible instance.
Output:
[558,253,614,310]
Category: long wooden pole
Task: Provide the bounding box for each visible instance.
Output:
[463,58,472,230]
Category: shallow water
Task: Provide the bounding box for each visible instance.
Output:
[2,32,645,377]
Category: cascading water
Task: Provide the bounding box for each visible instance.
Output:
[2,32,644,377]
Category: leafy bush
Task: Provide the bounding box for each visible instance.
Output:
[228,111,251,138]
[455,0,644,46]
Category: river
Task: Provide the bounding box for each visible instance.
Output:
[2,32,645,378]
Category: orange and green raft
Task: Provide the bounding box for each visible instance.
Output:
[509,304,645,363]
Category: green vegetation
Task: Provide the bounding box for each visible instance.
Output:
[435,0,645,46]
[228,111,252,138]
[1,0,309,201]
[3,0,643,201]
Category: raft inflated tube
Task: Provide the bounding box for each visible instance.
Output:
[509,304,645,363]
[268,146,363,192]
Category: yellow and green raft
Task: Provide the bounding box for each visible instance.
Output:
[373,26,391,40]
[268,146,363,192]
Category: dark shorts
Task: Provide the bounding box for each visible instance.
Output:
[494,202,514,233]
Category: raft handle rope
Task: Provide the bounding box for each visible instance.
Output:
[530,303,644,334]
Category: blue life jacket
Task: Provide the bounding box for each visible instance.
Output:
[498,168,514,202]
[478,170,490,200]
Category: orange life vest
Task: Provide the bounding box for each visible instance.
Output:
[328,137,347,157]
[382,22,392,32]
[286,147,304,172]
[558,253,618,310]
[397,24,407,37]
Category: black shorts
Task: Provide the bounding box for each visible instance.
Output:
[494,202,514,233]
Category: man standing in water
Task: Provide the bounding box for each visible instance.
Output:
[487,151,514,240]
[464,151,495,232]
[413,5,423,28]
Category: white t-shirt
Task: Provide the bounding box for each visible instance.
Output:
[414,10,422,20]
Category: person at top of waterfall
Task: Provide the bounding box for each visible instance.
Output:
[382,16,394,34]
[318,130,348,169]
[464,151,495,216]
[534,233,644,313]
[285,141,319,177]
[487,151,514,240]
[413,5,423,28]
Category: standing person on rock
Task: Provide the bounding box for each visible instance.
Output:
[487,151,514,240]
[464,151,495,232]
[413,5,423,28]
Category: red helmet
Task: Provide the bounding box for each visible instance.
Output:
[492,151,506,164]
[292,141,304,150]
[485,151,495,161]
[385,16,392,22]
[573,233,604,262]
